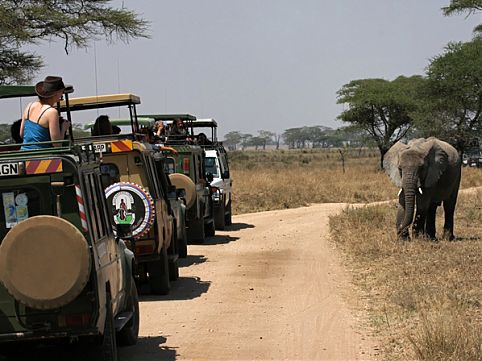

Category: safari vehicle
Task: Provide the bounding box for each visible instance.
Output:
[186,118,232,229]
[106,118,189,259]
[60,94,179,295]
[0,86,139,361]
[139,114,216,242]
[462,138,482,168]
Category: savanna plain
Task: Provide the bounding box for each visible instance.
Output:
[230,148,482,361]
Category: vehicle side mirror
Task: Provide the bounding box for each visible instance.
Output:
[206,172,214,183]
[222,170,230,179]
[116,223,133,241]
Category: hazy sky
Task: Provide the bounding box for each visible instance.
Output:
[2,1,480,138]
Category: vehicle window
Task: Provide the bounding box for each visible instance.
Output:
[96,172,113,234]
[100,163,120,188]
[82,173,98,238]
[144,156,161,198]
[164,157,176,174]
[83,172,108,240]
[0,178,51,241]
[220,154,230,173]
[205,157,219,177]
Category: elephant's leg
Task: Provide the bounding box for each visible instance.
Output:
[442,191,459,241]
[425,203,438,240]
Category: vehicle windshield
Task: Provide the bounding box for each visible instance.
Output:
[204,157,218,177]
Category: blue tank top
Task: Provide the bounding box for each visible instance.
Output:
[21,104,52,150]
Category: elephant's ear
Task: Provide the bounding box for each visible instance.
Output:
[383,142,408,187]
[424,141,448,188]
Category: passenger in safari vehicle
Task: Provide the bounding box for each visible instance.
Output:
[20,76,71,149]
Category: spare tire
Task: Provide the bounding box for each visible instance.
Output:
[0,216,91,310]
[169,173,196,209]
[105,182,156,239]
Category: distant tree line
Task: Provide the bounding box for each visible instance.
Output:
[224,4,482,169]
[222,126,369,151]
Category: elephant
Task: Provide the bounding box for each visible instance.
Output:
[384,137,461,240]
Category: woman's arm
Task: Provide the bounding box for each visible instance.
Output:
[19,103,30,139]
[46,109,70,146]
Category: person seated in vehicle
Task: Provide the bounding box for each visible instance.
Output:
[112,125,121,134]
[91,115,112,136]
[139,126,156,144]
[20,76,71,149]
[168,118,188,137]
[196,132,212,145]
[0,119,22,152]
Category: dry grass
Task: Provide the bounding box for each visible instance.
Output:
[230,149,482,215]
[329,192,482,361]
[230,149,482,360]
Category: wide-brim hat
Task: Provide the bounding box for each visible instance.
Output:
[35,76,65,98]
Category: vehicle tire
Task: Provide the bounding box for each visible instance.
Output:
[214,202,226,230]
[187,217,205,244]
[148,247,170,295]
[168,259,179,281]
[102,293,118,361]
[205,220,215,237]
[225,201,232,226]
[117,277,139,346]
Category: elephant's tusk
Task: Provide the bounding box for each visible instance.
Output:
[418,187,423,195]
[398,188,402,196]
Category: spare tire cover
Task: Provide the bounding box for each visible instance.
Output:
[169,173,196,209]
[105,182,155,239]
[0,215,91,310]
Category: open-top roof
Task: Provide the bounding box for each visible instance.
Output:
[83,117,154,130]
[138,114,196,121]
[0,85,74,99]
[187,118,217,128]
[60,94,140,111]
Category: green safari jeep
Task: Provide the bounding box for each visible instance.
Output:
[139,114,216,243]
[0,87,139,361]
[60,94,180,295]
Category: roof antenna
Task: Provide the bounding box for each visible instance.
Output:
[94,41,99,116]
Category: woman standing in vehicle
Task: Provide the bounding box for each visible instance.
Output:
[20,76,70,149]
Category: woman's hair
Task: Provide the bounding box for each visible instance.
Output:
[92,115,112,136]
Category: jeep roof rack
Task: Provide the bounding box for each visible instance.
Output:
[138,114,196,121]
[60,94,141,136]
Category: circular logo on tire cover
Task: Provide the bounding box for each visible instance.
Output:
[105,182,155,239]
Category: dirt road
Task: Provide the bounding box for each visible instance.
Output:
[120,203,379,361]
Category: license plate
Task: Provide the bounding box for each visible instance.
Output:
[0,162,21,176]
[93,143,107,153]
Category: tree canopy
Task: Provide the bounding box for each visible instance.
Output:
[0,0,149,84]
[337,75,425,168]
[442,0,482,34]
[419,38,482,149]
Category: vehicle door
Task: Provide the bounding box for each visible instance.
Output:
[82,171,124,313]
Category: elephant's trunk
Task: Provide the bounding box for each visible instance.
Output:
[398,173,417,236]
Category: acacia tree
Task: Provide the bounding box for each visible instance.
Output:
[419,38,482,150]
[257,130,275,150]
[223,131,242,150]
[337,75,425,169]
[0,0,149,84]
[442,0,482,34]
